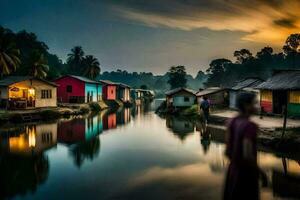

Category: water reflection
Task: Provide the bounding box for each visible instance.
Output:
[166,116,195,141]
[0,107,136,199]
[69,136,101,168]
[0,123,54,199]
[1,104,300,199]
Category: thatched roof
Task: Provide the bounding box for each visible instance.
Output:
[0,76,57,87]
[196,87,224,97]
[256,70,300,90]
[165,87,196,96]
[232,78,263,90]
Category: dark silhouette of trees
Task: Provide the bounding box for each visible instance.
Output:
[140,84,148,89]
[67,46,85,75]
[205,59,232,87]
[205,33,300,87]
[167,65,187,89]
[234,49,253,64]
[83,55,101,80]
[0,27,20,77]
[27,50,49,78]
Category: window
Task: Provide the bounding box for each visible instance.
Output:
[66,85,72,93]
[184,97,190,102]
[41,90,52,99]
[42,132,53,143]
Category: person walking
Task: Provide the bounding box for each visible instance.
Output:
[223,92,267,200]
[200,96,210,124]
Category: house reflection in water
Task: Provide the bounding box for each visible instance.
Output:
[0,123,55,199]
[0,123,57,156]
[117,108,131,126]
[57,114,102,144]
[57,114,102,168]
[103,112,117,130]
[166,116,195,141]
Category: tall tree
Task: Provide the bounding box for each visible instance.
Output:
[67,46,84,75]
[167,65,187,89]
[0,27,20,77]
[27,50,49,78]
[83,55,101,80]
[283,33,300,53]
[205,58,232,87]
[283,34,300,68]
[234,49,253,64]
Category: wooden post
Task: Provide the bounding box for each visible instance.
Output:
[281,105,287,140]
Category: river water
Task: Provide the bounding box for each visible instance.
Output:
[0,102,299,200]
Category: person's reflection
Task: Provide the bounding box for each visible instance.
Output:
[223,92,267,200]
[200,126,211,154]
[196,117,211,154]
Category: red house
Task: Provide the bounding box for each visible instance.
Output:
[100,80,117,100]
[55,75,101,103]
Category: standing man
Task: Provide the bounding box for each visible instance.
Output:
[200,96,210,124]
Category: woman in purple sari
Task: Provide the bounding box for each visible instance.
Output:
[223,92,266,200]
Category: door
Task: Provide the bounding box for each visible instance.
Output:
[273,90,287,114]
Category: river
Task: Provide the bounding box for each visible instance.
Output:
[0,101,299,200]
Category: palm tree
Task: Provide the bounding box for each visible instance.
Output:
[28,50,49,78]
[0,27,21,77]
[83,55,101,80]
[67,46,84,75]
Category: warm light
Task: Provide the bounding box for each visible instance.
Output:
[28,88,35,95]
[28,127,36,147]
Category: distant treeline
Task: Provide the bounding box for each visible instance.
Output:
[99,69,207,97]
[1,25,300,94]
[205,34,300,87]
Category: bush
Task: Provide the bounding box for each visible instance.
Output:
[79,105,90,114]
[40,109,61,120]
[181,105,199,116]
[89,102,101,112]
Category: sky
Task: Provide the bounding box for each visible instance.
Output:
[1,0,300,75]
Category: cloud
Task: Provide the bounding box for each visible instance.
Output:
[107,0,300,45]
[274,18,297,28]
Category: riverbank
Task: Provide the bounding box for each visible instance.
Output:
[205,111,300,156]
[0,101,110,123]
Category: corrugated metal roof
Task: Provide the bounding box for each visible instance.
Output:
[232,78,263,90]
[116,82,131,88]
[99,80,118,85]
[0,76,57,87]
[165,87,196,96]
[256,70,300,90]
[56,75,100,84]
[68,75,99,84]
[196,87,224,96]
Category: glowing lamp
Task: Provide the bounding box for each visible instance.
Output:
[28,88,35,95]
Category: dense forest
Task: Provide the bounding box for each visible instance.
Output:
[1,25,300,96]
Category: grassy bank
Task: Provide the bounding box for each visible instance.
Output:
[0,101,110,123]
